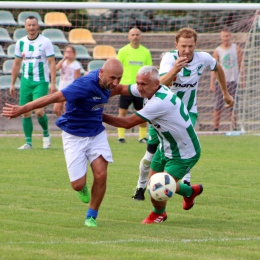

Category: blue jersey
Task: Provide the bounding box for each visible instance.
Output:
[56,69,110,137]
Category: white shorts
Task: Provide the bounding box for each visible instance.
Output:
[62,130,113,182]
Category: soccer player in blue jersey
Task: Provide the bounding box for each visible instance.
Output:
[2,58,123,228]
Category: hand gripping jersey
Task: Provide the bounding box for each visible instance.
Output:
[128,84,201,159]
[159,51,217,114]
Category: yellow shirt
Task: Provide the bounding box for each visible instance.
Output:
[117,44,152,85]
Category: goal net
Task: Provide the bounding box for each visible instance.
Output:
[0,2,259,134]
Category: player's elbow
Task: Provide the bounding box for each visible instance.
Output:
[123,121,135,129]
[124,123,132,129]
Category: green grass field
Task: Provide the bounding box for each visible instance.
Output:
[0,135,260,260]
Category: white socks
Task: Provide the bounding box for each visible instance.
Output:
[138,151,191,188]
[182,171,191,183]
[138,150,154,189]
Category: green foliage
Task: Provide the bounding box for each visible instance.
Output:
[0,135,260,259]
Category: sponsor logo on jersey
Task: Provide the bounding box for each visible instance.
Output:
[93,96,101,100]
[25,55,42,60]
[172,82,197,88]
[92,103,105,110]
[129,61,144,66]
[197,64,203,71]
[197,64,203,76]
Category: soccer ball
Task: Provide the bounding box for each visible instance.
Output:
[147,172,176,201]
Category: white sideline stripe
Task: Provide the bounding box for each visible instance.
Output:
[91,236,260,244]
[4,237,260,245]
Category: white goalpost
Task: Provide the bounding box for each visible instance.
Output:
[0,2,260,134]
[239,12,260,134]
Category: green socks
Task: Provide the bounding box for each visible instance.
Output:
[38,114,49,137]
[176,182,193,197]
[152,207,166,214]
[22,117,33,145]
[22,114,49,144]
[151,182,193,214]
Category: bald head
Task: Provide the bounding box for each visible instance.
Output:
[128,28,141,48]
[99,58,123,91]
[128,27,141,36]
[102,58,123,72]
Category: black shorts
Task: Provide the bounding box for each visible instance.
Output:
[119,95,144,110]
[214,81,237,111]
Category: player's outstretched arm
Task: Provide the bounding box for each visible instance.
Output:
[2,91,66,119]
[214,63,235,108]
[110,84,130,97]
[103,113,145,129]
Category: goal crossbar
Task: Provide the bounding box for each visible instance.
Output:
[0,2,260,11]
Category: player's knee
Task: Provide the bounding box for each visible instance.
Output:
[139,154,153,171]
[140,158,151,169]
[71,181,85,191]
[93,171,107,184]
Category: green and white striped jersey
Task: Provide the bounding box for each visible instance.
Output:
[159,51,217,114]
[15,34,55,82]
[129,84,201,159]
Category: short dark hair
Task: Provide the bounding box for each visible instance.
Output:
[221,28,231,33]
[25,16,38,22]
